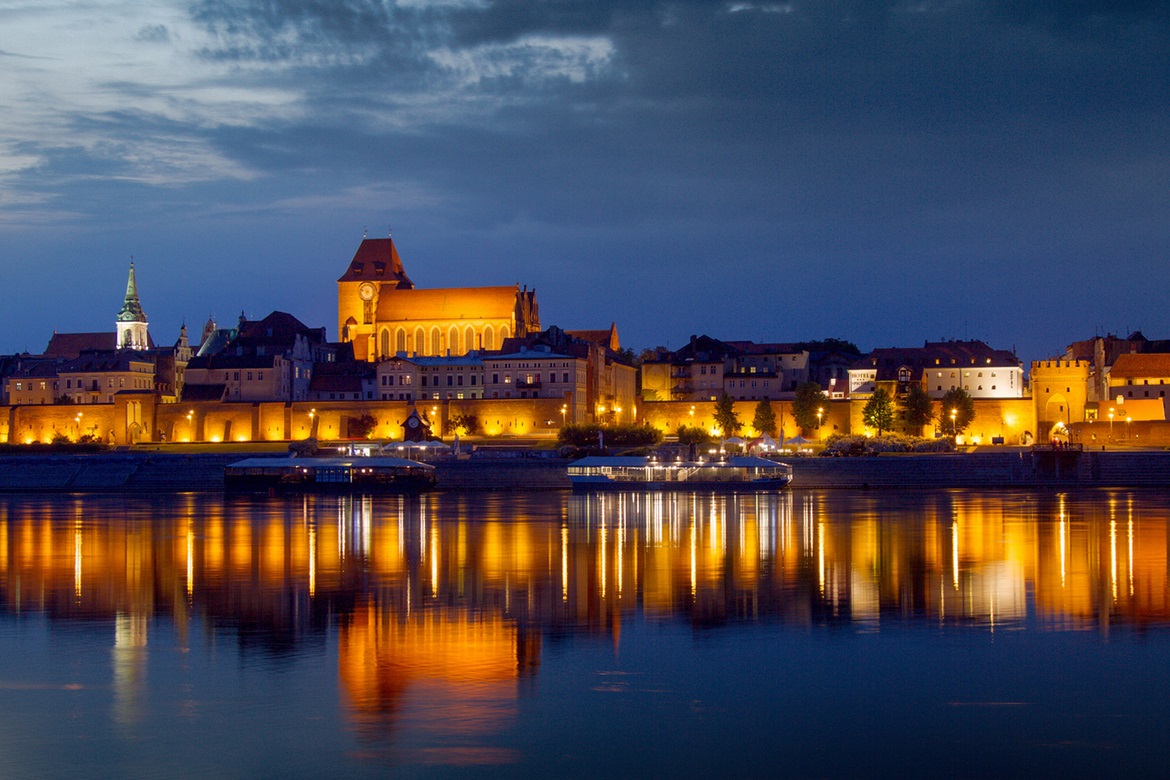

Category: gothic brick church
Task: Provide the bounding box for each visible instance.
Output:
[337,236,540,362]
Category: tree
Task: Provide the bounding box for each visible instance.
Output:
[348,414,377,439]
[903,385,935,433]
[862,388,895,436]
[940,388,975,435]
[793,382,829,431]
[713,392,741,437]
[449,414,479,435]
[752,400,777,437]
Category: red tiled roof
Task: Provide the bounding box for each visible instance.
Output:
[377,286,520,322]
[566,323,620,351]
[337,238,413,288]
[1110,353,1170,379]
[43,332,116,358]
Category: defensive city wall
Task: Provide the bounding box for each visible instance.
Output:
[8,394,1170,449]
[2,396,572,446]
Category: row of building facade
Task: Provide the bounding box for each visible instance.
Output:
[3,237,1170,445]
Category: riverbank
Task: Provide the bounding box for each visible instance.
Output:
[0,448,1169,492]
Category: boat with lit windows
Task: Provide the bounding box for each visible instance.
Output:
[225,455,436,494]
[567,455,792,493]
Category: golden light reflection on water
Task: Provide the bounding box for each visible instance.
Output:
[2,490,1170,762]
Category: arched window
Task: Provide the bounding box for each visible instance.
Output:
[465,326,475,353]
[380,328,390,358]
[483,325,494,351]
[499,325,510,341]
[430,327,441,356]
[449,326,460,355]
[413,327,424,355]
[396,328,406,354]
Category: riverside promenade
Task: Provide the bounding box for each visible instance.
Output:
[0,448,1169,492]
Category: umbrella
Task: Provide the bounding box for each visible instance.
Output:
[724,437,745,446]
[758,433,779,448]
[785,435,810,445]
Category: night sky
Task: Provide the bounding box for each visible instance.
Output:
[2,1,1167,363]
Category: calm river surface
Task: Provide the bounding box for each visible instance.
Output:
[2,488,1170,778]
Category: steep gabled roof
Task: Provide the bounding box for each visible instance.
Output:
[376,286,521,322]
[43,332,117,358]
[1110,353,1170,379]
[854,340,1021,382]
[338,237,414,288]
[180,383,227,402]
[566,323,620,352]
[58,351,151,373]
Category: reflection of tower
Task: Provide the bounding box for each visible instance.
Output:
[116,262,149,350]
[112,612,148,728]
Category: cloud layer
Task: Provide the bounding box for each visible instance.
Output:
[1,1,1168,359]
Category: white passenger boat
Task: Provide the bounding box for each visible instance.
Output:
[567,455,792,493]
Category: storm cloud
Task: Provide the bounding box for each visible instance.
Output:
[1,1,1167,359]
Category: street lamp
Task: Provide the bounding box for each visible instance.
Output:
[1126,415,1132,440]
[1108,407,1115,441]
[816,406,823,428]
[560,404,567,426]
[950,408,958,440]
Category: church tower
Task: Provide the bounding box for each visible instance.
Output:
[116,262,149,351]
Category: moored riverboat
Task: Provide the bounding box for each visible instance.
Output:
[568,455,792,493]
[225,456,436,493]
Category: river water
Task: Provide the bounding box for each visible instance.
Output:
[1,488,1169,777]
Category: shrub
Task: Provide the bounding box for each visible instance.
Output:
[676,425,712,445]
[558,423,663,449]
[821,433,956,456]
[289,437,320,457]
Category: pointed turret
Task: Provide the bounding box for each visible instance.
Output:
[117,262,147,323]
[115,262,149,350]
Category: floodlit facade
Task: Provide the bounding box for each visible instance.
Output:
[338,237,540,361]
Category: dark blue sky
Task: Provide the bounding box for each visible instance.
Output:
[2,1,1167,363]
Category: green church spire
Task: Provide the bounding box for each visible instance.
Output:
[117,261,146,323]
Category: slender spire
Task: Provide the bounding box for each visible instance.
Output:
[117,261,147,323]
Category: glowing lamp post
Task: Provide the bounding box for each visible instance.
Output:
[950,409,958,441]
[1126,415,1132,440]
[1108,408,1115,442]
[816,406,823,429]
[560,404,568,426]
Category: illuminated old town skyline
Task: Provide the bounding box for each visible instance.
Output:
[2,2,1168,364]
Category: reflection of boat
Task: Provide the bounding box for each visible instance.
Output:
[225,456,436,493]
[567,455,793,492]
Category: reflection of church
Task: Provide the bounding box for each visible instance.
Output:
[337,236,540,362]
